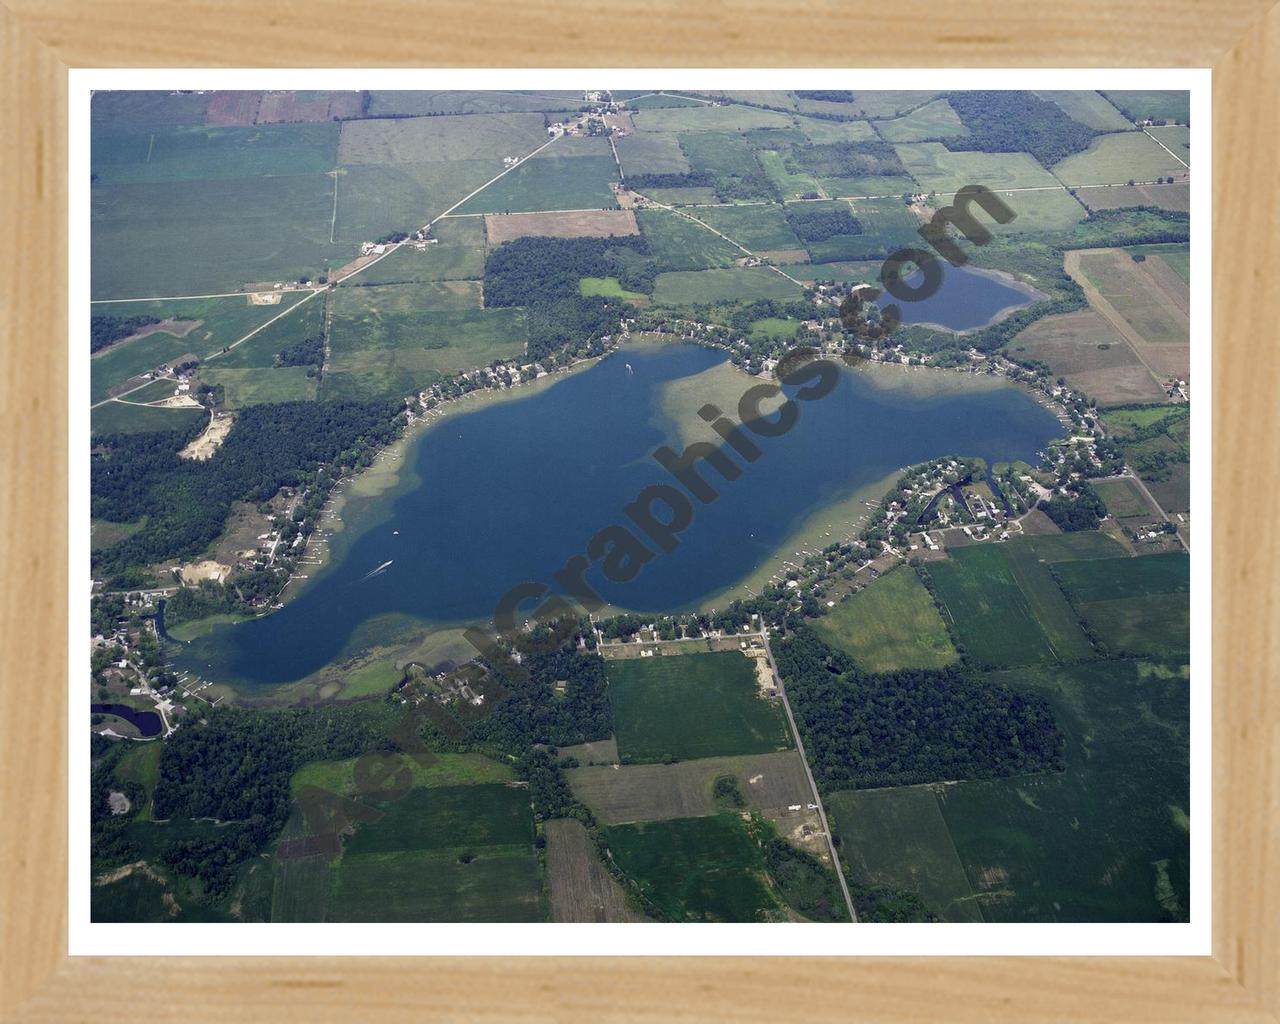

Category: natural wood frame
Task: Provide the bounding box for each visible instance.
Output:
[3,3,1277,1019]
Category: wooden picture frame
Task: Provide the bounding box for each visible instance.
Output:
[3,2,1276,1018]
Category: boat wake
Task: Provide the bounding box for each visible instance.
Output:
[361,559,393,581]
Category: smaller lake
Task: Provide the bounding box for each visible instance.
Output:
[877,263,1041,332]
[91,703,162,738]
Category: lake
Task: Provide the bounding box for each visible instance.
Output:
[877,263,1042,332]
[91,703,163,738]
[177,343,1062,691]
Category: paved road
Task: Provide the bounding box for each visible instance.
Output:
[760,631,859,923]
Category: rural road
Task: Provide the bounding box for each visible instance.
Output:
[760,630,860,923]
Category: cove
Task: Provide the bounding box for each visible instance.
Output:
[878,263,1042,332]
[176,343,1062,692]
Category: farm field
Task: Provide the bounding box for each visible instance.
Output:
[91,401,206,436]
[290,752,515,797]
[1054,133,1186,187]
[1077,181,1190,214]
[925,544,1059,668]
[1093,477,1157,519]
[754,149,824,201]
[692,203,803,251]
[621,92,707,110]
[350,217,486,284]
[567,750,811,825]
[1068,248,1189,380]
[827,786,982,922]
[330,847,543,922]
[652,267,803,306]
[893,143,1061,193]
[1006,309,1167,407]
[337,113,547,165]
[92,90,210,129]
[1146,126,1190,164]
[637,209,740,270]
[803,197,923,261]
[579,277,646,300]
[453,154,619,214]
[342,784,533,855]
[92,173,340,299]
[997,538,1097,662]
[874,99,968,142]
[331,160,502,243]
[940,658,1189,921]
[640,186,720,206]
[1055,552,1190,657]
[614,132,690,175]
[545,819,648,922]
[632,104,794,133]
[1034,91,1134,131]
[201,366,317,407]
[92,123,340,185]
[332,280,482,316]
[606,650,792,764]
[996,188,1089,234]
[91,294,314,399]
[365,90,581,117]
[1101,91,1190,124]
[604,814,778,921]
[323,306,527,400]
[792,116,877,144]
[813,566,958,673]
[483,208,638,244]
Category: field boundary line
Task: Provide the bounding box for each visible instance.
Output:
[1144,128,1190,168]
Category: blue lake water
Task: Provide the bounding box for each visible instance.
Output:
[877,263,1041,332]
[177,343,1062,691]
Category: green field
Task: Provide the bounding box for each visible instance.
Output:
[606,650,792,764]
[874,99,968,142]
[636,209,740,270]
[350,217,486,284]
[893,142,1061,193]
[633,105,793,133]
[201,365,317,407]
[827,786,982,922]
[604,814,778,921]
[997,188,1089,234]
[692,203,803,251]
[997,538,1097,661]
[623,92,707,110]
[337,112,547,165]
[677,132,769,192]
[91,401,206,437]
[1034,91,1134,131]
[813,566,959,673]
[332,160,502,243]
[1054,132,1186,186]
[91,293,312,400]
[114,742,162,819]
[939,658,1189,921]
[323,306,527,400]
[790,117,877,146]
[1146,126,1191,164]
[1054,551,1189,603]
[755,150,825,201]
[92,90,210,129]
[1093,477,1156,518]
[453,155,619,214]
[1055,552,1190,657]
[334,279,483,316]
[567,750,811,825]
[614,132,690,175]
[652,267,802,306]
[365,91,581,117]
[819,174,920,198]
[926,544,1059,668]
[291,752,515,797]
[92,123,339,185]
[641,186,721,206]
[330,847,544,922]
[343,784,533,855]
[579,276,646,300]
[212,294,326,368]
[1101,91,1190,124]
[804,197,923,261]
[92,173,342,299]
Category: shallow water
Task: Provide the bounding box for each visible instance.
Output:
[177,343,1061,690]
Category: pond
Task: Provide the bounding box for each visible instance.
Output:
[877,263,1043,332]
[91,703,162,738]
[176,342,1062,692]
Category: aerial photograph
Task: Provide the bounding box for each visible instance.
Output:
[87,86,1192,926]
